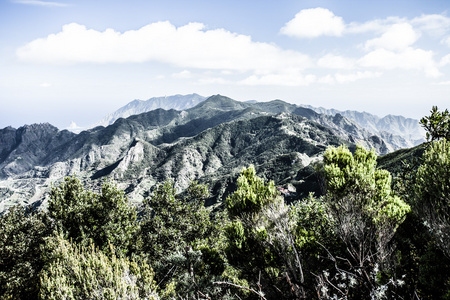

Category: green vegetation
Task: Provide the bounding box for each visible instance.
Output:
[420,105,450,141]
[48,177,137,255]
[0,107,449,299]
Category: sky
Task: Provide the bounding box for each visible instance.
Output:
[1,0,450,130]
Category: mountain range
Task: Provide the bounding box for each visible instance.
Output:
[0,94,425,212]
[93,94,207,128]
[301,105,425,147]
[94,94,425,148]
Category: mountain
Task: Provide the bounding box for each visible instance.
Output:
[93,94,206,127]
[0,95,415,212]
[0,124,76,178]
[301,105,425,147]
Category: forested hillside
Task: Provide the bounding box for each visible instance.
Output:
[0,95,407,212]
[0,107,449,299]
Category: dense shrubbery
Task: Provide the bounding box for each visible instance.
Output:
[1,108,450,299]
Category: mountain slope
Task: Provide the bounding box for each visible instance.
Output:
[0,95,410,211]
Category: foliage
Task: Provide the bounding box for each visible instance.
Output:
[224,165,306,298]
[226,165,280,218]
[39,233,159,300]
[139,180,212,262]
[48,177,137,255]
[420,105,450,141]
[0,206,52,300]
[412,138,450,258]
[139,180,231,297]
[319,144,411,298]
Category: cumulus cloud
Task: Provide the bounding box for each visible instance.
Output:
[412,14,450,36]
[280,8,345,38]
[346,17,404,34]
[359,48,441,78]
[364,23,419,51]
[17,22,312,75]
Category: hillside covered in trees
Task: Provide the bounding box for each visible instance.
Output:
[0,107,449,299]
[0,95,415,212]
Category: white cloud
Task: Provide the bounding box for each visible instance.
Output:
[440,54,450,66]
[17,22,312,75]
[317,71,381,84]
[13,0,68,7]
[317,54,355,69]
[346,17,404,34]
[364,23,419,51]
[172,70,192,79]
[317,75,335,84]
[334,71,382,83]
[359,48,441,78]
[280,8,345,38]
[412,14,450,37]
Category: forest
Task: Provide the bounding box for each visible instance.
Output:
[0,107,449,299]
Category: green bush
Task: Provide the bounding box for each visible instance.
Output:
[48,177,137,255]
[0,206,52,300]
[39,233,159,300]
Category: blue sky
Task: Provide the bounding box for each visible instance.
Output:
[1,0,450,129]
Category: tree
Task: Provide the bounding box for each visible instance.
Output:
[412,138,450,258]
[139,180,224,297]
[39,233,160,300]
[0,206,52,299]
[224,165,302,298]
[139,180,212,261]
[420,106,450,141]
[320,145,411,298]
[48,177,137,255]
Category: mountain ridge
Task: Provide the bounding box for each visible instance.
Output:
[0,95,421,212]
[92,93,207,128]
[300,104,425,147]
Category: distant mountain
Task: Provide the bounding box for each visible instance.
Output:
[0,95,417,212]
[301,105,425,147]
[93,94,207,127]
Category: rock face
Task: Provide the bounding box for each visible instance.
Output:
[0,124,76,178]
[301,105,425,147]
[0,95,413,212]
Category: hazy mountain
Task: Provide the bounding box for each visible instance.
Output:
[93,93,207,127]
[301,105,426,147]
[0,95,414,212]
